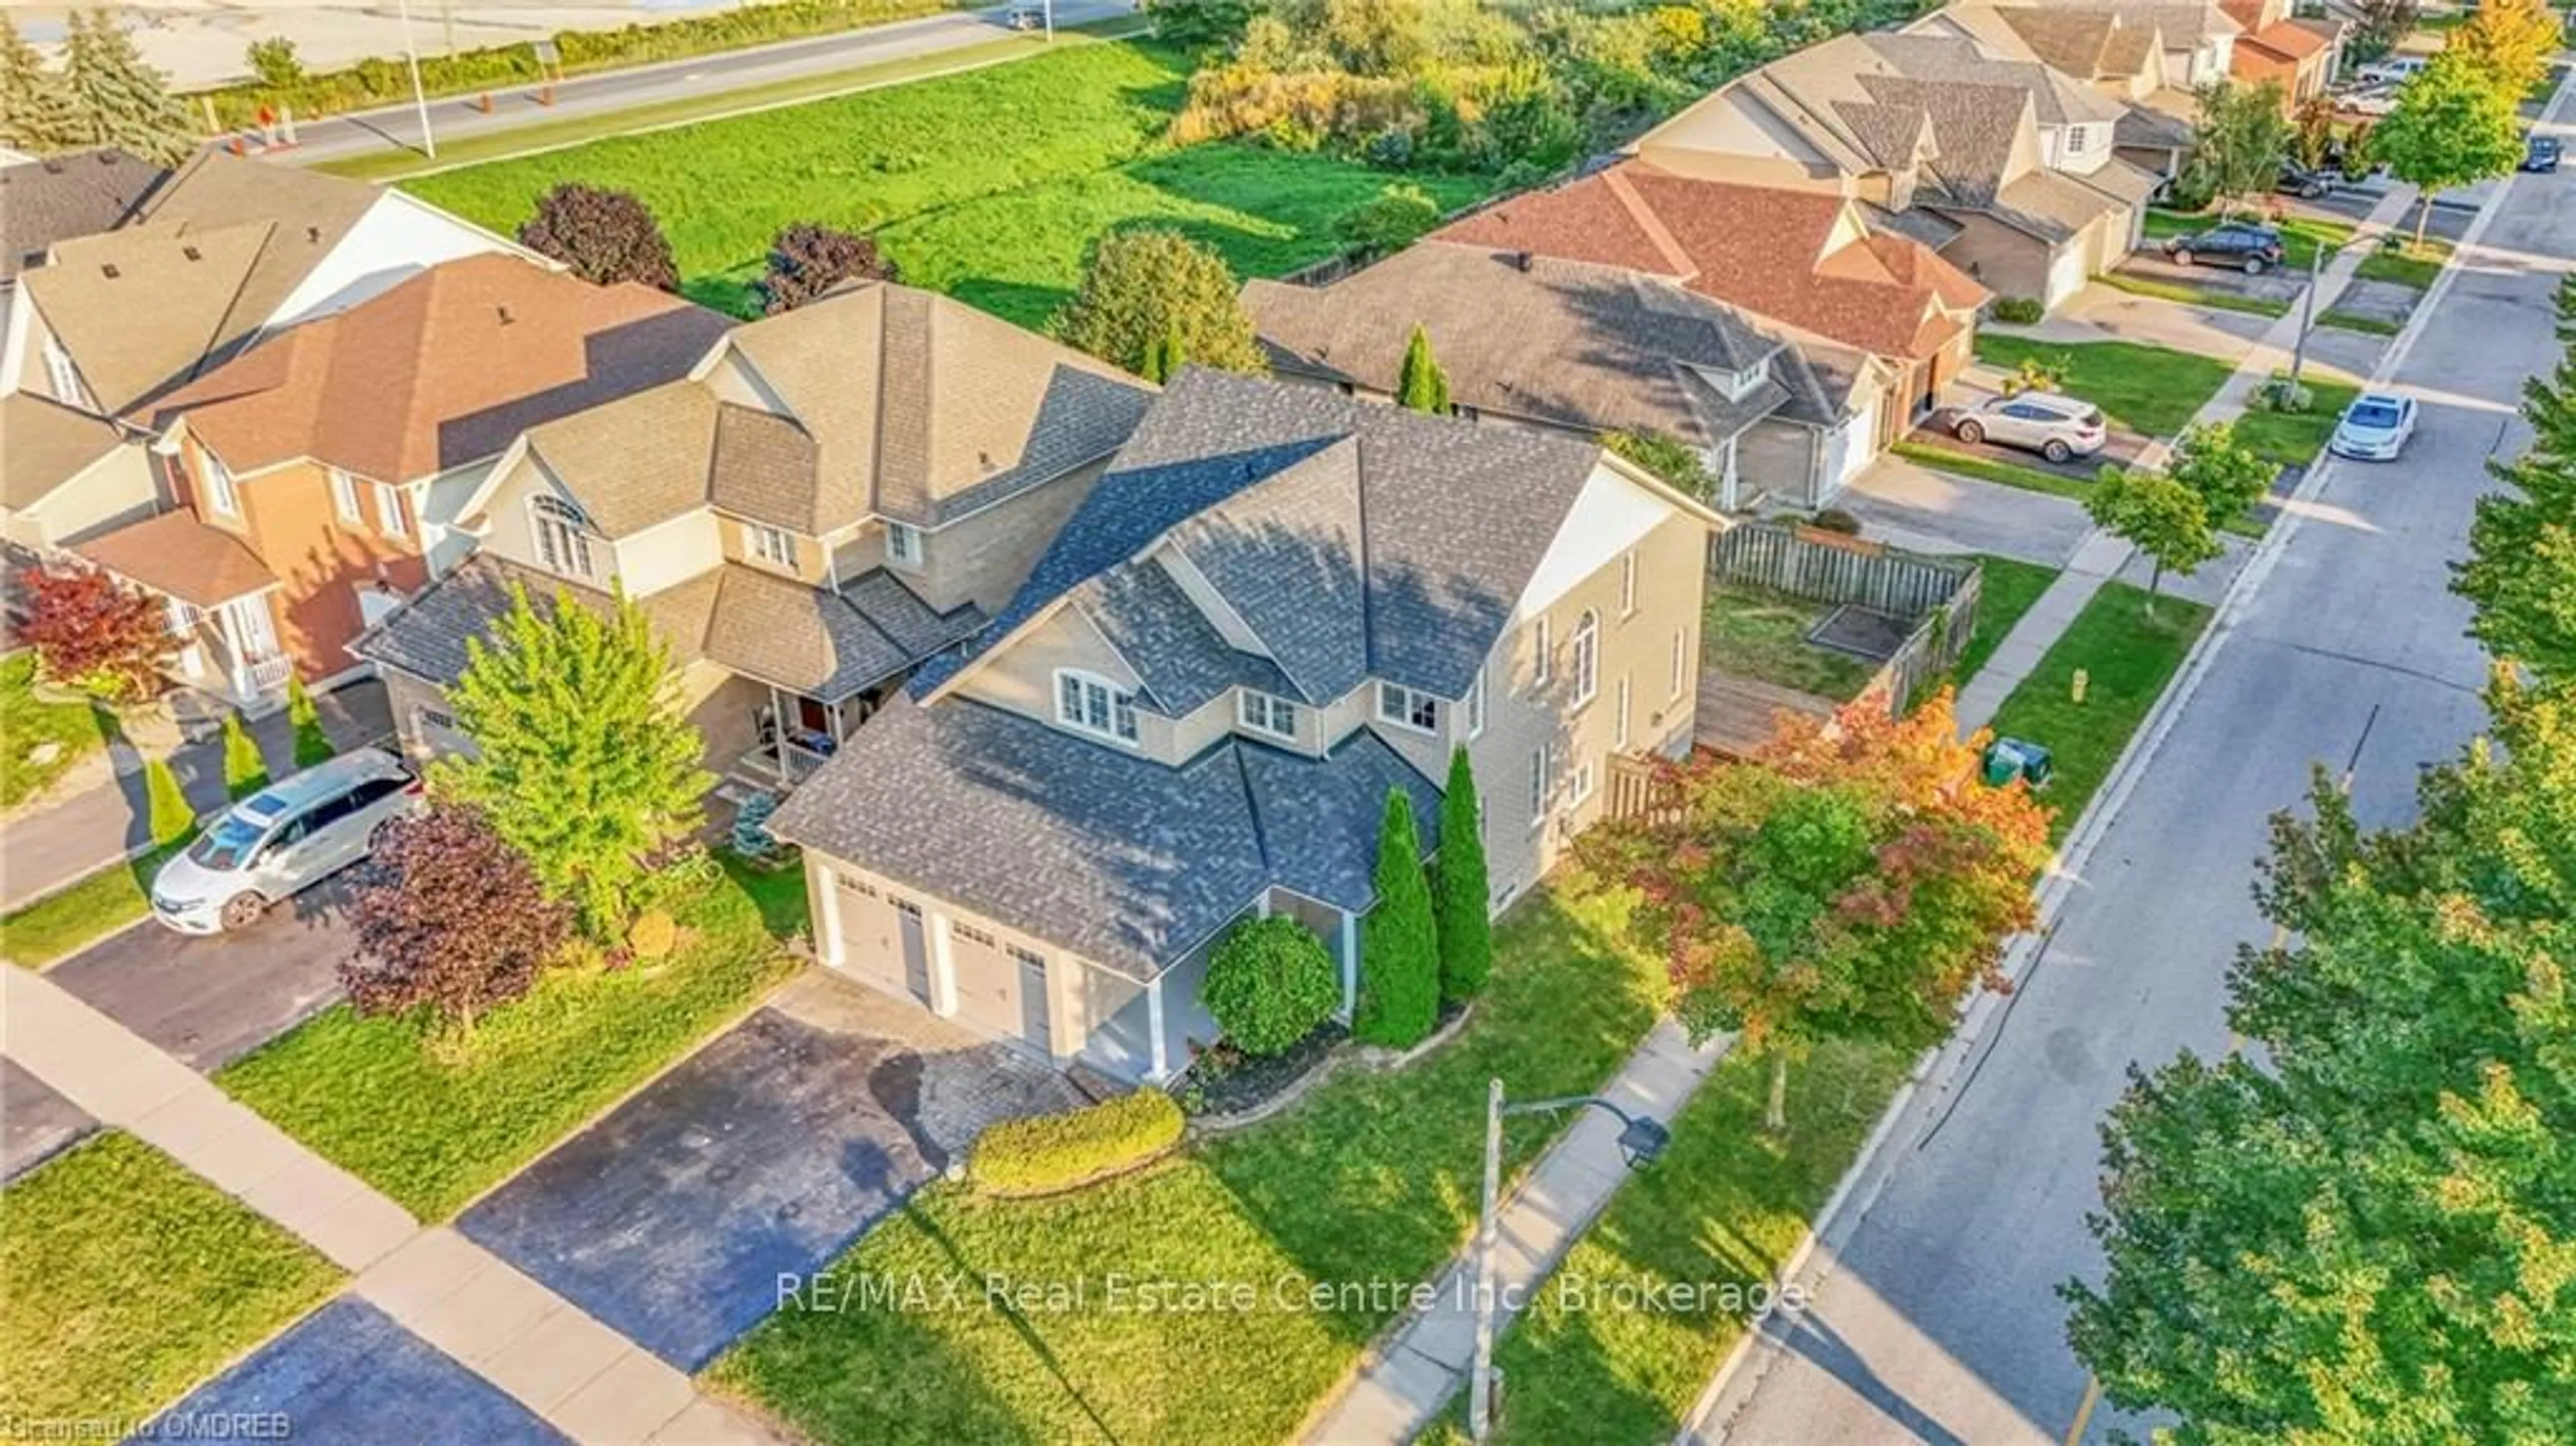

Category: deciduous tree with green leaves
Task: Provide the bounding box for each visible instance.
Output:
[433,584,709,939]
[58,10,197,166]
[2166,421,2276,529]
[2086,464,2221,616]
[1396,324,1450,414]
[1434,746,1490,1002]
[2371,49,2526,244]
[1053,229,1265,379]
[2180,77,2294,217]
[2458,275,2576,681]
[2453,0,2562,99]
[1581,691,2049,1129]
[1354,788,1439,1048]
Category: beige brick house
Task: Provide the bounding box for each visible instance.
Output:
[771,369,1723,1082]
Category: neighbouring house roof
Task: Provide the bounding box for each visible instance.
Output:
[1244,241,1859,451]
[770,689,1443,981]
[150,253,729,484]
[2239,17,2332,63]
[1,393,133,510]
[1984,7,2132,75]
[1990,168,2131,242]
[73,508,275,606]
[519,282,1153,539]
[2117,96,2198,151]
[1862,34,2129,130]
[2072,154,2167,207]
[2053,0,2242,46]
[1438,164,1986,362]
[0,148,165,282]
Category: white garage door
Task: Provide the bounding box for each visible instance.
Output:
[830,874,930,1004]
[2045,243,2088,308]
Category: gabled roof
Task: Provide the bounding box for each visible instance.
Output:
[73,508,275,606]
[922,367,1631,708]
[1245,241,1855,449]
[1,394,133,509]
[2239,17,2331,62]
[0,148,165,282]
[152,254,728,483]
[2051,0,2242,44]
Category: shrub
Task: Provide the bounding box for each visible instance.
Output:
[1354,788,1439,1048]
[968,1089,1185,1197]
[1333,182,1441,258]
[627,907,678,961]
[1203,915,1341,1056]
[245,36,303,89]
[1053,228,1266,378]
[1605,429,1713,500]
[517,183,680,290]
[1811,507,1864,535]
[1992,296,2045,325]
[757,221,897,315]
[221,712,268,800]
[286,675,333,769]
[143,756,193,846]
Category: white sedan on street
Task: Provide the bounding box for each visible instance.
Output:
[2327,392,2419,461]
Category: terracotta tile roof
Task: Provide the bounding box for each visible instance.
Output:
[1,394,133,509]
[1438,164,1985,362]
[152,253,730,484]
[74,508,275,606]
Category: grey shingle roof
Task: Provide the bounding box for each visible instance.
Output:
[1859,74,2031,207]
[768,692,1440,980]
[354,556,716,686]
[0,148,163,282]
[1166,439,1368,704]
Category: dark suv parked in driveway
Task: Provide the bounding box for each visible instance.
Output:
[2162,222,2287,274]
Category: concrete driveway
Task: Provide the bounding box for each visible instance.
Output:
[458,970,1078,1370]
[1,1057,92,1182]
[150,1298,571,1443]
[1837,455,2092,567]
[46,877,354,1072]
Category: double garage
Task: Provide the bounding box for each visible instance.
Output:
[822,870,1056,1058]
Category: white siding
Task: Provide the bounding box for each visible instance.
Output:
[267,194,527,327]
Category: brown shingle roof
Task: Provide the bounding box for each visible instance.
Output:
[1,394,132,509]
[153,254,730,484]
[0,148,165,282]
[21,221,276,416]
[73,508,275,606]
[2241,17,2330,61]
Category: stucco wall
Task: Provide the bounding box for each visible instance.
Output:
[912,459,1110,617]
[5,443,161,551]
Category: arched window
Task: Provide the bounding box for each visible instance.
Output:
[1571,608,1599,706]
[529,496,596,579]
[1055,669,1140,746]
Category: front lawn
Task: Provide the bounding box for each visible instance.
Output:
[403,38,1489,320]
[1702,585,1881,701]
[216,868,798,1218]
[0,652,107,812]
[1953,555,2062,687]
[0,1131,342,1426]
[2098,271,2290,319]
[710,880,1670,1444]
[1423,1037,1913,1445]
[1,836,191,968]
[1890,440,2092,503]
[2318,309,2402,337]
[2355,237,2450,292]
[1972,335,2231,441]
[1986,581,2212,841]
[2234,377,2361,471]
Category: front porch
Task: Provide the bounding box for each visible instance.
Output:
[71,510,296,716]
[728,681,892,790]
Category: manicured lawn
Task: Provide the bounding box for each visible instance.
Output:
[2318,308,2402,337]
[216,869,798,1218]
[1954,555,2062,687]
[2234,377,2361,471]
[2098,270,2290,319]
[1,836,191,969]
[1701,584,1881,702]
[2355,237,2450,291]
[720,852,814,945]
[1986,581,2212,842]
[1972,335,2231,441]
[710,880,1670,1444]
[1891,440,2092,503]
[1420,1037,1913,1445]
[0,1131,342,1426]
[403,38,1489,320]
[0,653,107,812]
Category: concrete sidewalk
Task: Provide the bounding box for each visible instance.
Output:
[1296,1020,1729,1445]
[0,966,779,1446]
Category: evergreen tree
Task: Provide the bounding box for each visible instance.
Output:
[1434,746,1491,1002]
[2457,274,2576,682]
[221,712,268,800]
[433,584,710,938]
[59,10,197,166]
[286,675,334,769]
[0,13,79,154]
[1396,324,1451,414]
[143,755,193,846]
[1353,788,1440,1048]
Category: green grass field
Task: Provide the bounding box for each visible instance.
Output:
[1,836,191,969]
[710,880,1669,1444]
[2098,270,2291,319]
[0,1132,341,1427]
[2235,378,2361,473]
[404,38,1488,321]
[1891,440,2093,504]
[0,653,107,812]
[1973,335,2232,441]
[1988,582,2212,842]
[1701,584,1882,701]
[1953,555,2062,687]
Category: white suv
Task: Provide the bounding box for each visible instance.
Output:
[1942,392,2109,464]
[151,747,422,934]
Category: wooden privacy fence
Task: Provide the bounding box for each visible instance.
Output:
[1711,522,1974,620]
[1868,561,1982,718]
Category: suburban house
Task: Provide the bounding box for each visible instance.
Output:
[1921,5,2200,179]
[1,393,158,555]
[770,367,1721,1082]
[1436,164,1986,447]
[1243,241,1886,512]
[357,279,1155,783]
[70,254,727,710]
[1629,30,2165,308]
[2217,0,2343,103]
[0,147,165,292]
[2051,0,2244,90]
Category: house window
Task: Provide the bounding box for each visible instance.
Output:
[529,496,595,579]
[201,450,239,517]
[1465,667,1487,740]
[749,524,798,568]
[885,521,924,568]
[1670,628,1688,700]
[1377,681,1440,734]
[1619,552,1638,618]
[1238,689,1298,740]
[1527,742,1550,827]
[1570,755,1597,806]
[329,467,362,524]
[375,482,409,538]
[1532,615,1552,686]
[1057,669,1139,745]
[2066,125,2088,155]
[1614,676,1631,750]
[1571,610,1599,707]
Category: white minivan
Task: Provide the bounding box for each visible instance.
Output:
[152,747,422,934]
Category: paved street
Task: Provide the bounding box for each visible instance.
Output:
[1689,113,2573,1446]
[268,0,1136,167]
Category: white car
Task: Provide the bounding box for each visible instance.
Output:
[151,747,422,934]
[2328,392,2418,461]
[1940,391,2109,464]
[2353,56,2429,87]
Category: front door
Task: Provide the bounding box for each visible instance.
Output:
[1016,948,1053,1056]
[894,898,932,1005]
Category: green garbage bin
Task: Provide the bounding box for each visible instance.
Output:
[1983,738,2054,789]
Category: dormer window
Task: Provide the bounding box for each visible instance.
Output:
[529,495,596,579]
[1238,690,1298,740]
[1057,670,1139,746]
[1377,682,1440,734]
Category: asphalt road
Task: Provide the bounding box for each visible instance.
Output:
[1688,121,2576,1446]
[270,0,1137,166]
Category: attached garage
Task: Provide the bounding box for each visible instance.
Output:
[949,922,1055,1058]
[826,873,931,1006]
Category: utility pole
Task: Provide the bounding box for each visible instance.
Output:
[394,0,435,158]
[1466,1078,1504,1440]
[2288,233,2322,395]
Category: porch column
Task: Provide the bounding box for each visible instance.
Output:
[926,912,961,1017]
[1146,975,1169,1081]
[768,684,790,776]
[214,599,251,698]
[808,858,843,968]
[1338,909,1359,1021]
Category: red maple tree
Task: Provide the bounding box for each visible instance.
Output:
[17,566,172,702]
[341,805,571,1037]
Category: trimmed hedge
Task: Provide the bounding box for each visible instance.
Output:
[968,1089,1185,1197]
[1992,296,2045,325]
[193,0,955,127]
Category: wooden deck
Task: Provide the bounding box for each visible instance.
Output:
[1695,673,1840,757]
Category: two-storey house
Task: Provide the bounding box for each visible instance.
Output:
[359,279,1155,781]
[771,368,1723,1082]
[1919,6,2200,181]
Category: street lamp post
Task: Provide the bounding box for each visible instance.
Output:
[394,0,435,159]
[2289,228,2397,395]
[1466,1081,1671,1442]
